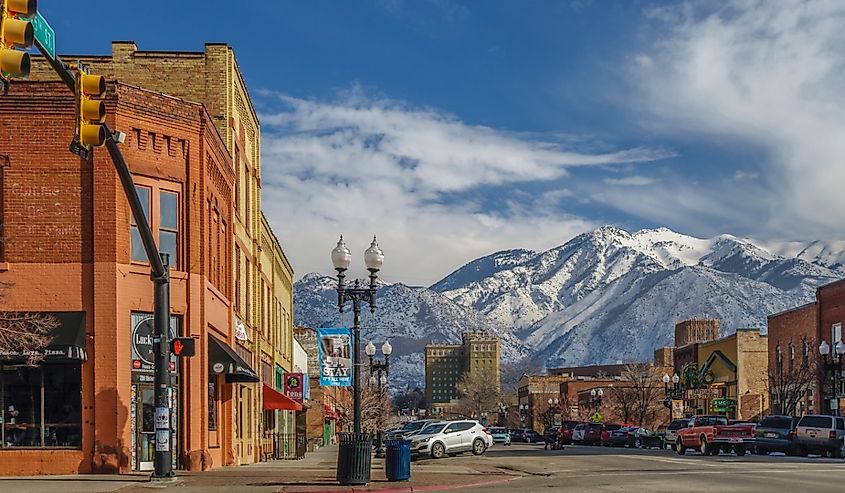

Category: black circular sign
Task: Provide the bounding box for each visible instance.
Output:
[132,317,155,365]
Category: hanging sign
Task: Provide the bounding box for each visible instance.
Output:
[317,328,353,387]
[284,372,305,402]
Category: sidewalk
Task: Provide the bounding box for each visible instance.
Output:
[0,446,519,493]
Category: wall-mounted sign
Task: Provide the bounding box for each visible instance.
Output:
[130,313,179,373]
[234,317,248,341]
[317,328,352,387]
[284,372,305,403]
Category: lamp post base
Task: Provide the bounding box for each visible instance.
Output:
[336,432,372,485]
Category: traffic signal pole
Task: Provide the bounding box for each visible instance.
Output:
[31,35,175,479]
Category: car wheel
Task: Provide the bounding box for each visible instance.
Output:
[635,438,642,449]
[431,442,446,459]
[676,439,686,456]
[798,445,808,457]
[831,442,844,459]
[472,438,486,456]
[700,437,711,456]
[735,445,746,457]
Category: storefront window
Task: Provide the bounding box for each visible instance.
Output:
[0,365,81,448]
[208,378,217,431]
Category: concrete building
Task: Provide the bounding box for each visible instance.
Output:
[0,81,238,474]
[424,332,500,407]
[31,41,296,467]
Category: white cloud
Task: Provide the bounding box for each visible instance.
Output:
[259,92,666,285]
[603,176,656,186]
[629,0,845,239]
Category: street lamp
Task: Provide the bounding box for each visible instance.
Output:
[366,340,391,457]
[590,388,603,412]
[818,339,845,416]
[331,235,384,485]
[498,403,508,426]
[519,404,528,426]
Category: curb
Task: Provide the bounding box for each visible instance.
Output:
[280,475,518,493]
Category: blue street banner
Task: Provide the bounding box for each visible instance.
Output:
[317,328,353,387]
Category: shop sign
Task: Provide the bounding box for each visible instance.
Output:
[671,399,685,419]
[131,315,177,373]
[685,388,721,400]
[284,372,305,402]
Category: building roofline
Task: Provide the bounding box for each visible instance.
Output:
[767,301,818,320]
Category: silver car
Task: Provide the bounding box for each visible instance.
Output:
[410,420,493,459]
[664,418,689,450]
[793,414,845,458]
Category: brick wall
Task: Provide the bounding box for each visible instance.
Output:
[767,302,818,415]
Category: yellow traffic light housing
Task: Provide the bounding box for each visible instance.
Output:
[0,0,36,79]
[76,68,106,148]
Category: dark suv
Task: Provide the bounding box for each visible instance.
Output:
[583,423,603,446]
[755,415,798,455]
[558,420,580,445]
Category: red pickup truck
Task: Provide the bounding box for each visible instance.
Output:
[676,415,755,456]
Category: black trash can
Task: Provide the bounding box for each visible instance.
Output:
[336,432,372,485]
[384,439,411,482]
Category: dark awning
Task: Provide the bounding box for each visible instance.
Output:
[0,311,87,364]
[263,384,302,411]
[209,335,259,383]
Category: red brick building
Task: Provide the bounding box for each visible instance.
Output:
[817,280,845,415]
[767,302,818,415]
[0,81,251,474]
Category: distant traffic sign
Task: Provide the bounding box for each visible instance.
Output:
[31,11,54,60]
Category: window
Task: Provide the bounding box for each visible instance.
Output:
[235,246,241,313]
[802,340,809,369]
[129,183,181,270]
[789,344,795,372]
[234,145,240,218]
[245,260,251,321]
[776,346,782,374]
[0,364,82,448]
[159,191,178,269]
[208,378,218,431]
[0,165,5,261]
[833,323,842,345]
[130,185,151,263]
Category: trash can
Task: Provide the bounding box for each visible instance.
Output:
[336,432,372,485]
[384,439,411,482]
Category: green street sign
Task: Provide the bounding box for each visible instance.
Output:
[31,11,55,60]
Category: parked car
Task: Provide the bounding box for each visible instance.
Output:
[583,423,604,446]
[664,418,689,450]
[601,423,626,446]
[572,423,588,444]
[792,414,845,458]
[676,415,756,456]
[510,428,541,443]
[558,420,580,445]
[488,426,511,446]
[386,419,438,440]
[607,426,662,448]
[755,415,798,455]
[410,420,494,459]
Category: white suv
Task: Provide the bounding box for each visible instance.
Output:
[410,420,493,459]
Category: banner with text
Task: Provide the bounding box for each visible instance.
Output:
[317,328,353,387]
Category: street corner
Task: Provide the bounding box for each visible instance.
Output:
[274,474,518,493]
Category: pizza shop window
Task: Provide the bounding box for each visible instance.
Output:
[129,181,181,270]
[0,364,82,448]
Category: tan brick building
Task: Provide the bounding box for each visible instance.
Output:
[0,81,237,474]
[424,331,500,408]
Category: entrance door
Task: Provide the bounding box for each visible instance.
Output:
[136,385,155,471]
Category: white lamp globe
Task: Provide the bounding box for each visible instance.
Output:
[835,340,845,356]
[662,374,670,384]
[380,374,388,386]
[672,374,680,384]
[369,375,377,385]
[820,340,831,356]
[364,236,384,272]
[331,235,352,271]
[365,341,376,357]
[382,340,393,356]
[597,389,604,397]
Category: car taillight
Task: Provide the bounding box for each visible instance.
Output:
[483,428,490,434]
[830,430,837,440]
[787,431,796,441]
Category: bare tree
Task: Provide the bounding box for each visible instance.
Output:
[770,347,818,416]
[456,370,502,418]
[362,384,392,433]
[0,283,58,364]
[624,363,663,427]
[606,384,637,424]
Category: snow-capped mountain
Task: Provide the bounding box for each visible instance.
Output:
[433,226,844,368]
[296,226,845,387]
[294,273,528,390]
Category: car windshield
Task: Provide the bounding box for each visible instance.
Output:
[760,416,793,429]
[605,424,623,431]
[419,423,447,435]
[799,416,833,428]
[699,416,728,426]
[489,427,506,434]
[403,421,427,431]
[574,424,586,430]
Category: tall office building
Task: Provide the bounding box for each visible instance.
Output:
[424,332,500,406]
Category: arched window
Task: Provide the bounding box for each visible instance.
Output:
[776,345,783,374]
[802,339,809,369]
[789,343,795,372]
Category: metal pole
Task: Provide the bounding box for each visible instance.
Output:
[153,253,173,478]
[352,297,362,435]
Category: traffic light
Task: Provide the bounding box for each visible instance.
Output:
[75,66,106,147]
[170,337,196,357]
[0,0,36,79]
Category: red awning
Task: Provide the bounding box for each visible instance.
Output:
[263,384,302,411]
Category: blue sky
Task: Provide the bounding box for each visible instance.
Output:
[38,1,845,285]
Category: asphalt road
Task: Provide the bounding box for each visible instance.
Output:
[430,442,845,492]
